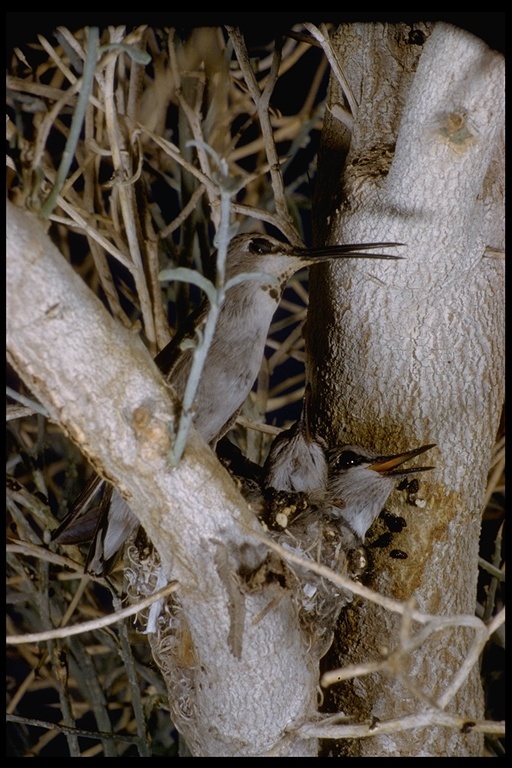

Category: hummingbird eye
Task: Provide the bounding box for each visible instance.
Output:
[249,237,274,255]
[332,450,361,470]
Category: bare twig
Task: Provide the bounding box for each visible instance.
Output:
[100,27,156,345]
[227,26,301,247]
[6,580,179,645]
[303,23,358,117]
[297,711,505,741]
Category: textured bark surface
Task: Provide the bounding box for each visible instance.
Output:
[307,22,504,756]
[6,200,319,757]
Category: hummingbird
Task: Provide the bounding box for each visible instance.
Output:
[325,442,436,543]
[52,233,403,576]
[259,381,328,532]
[153,234,402,444]
[263,382,328,495]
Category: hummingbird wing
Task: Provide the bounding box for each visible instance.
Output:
[84,488,139,577]
[52,477,139,577]
[51,472,107,545]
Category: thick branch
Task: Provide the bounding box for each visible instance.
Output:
[6,199,318,756]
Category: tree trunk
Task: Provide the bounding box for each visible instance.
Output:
[306,22,504,756]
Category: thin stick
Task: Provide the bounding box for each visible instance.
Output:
[6,581,179,645]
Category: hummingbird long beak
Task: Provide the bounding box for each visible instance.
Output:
[298,242,404,262]
[368,443,436,476]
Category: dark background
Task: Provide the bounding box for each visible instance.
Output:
[6,13,506,59]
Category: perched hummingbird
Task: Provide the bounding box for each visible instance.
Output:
[52,233,402,576]
[153,234,402,444]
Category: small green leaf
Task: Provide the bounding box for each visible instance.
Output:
[159,267,217,306]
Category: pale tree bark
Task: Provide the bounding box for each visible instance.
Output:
[306,23,504,757]
[6,200,319,757]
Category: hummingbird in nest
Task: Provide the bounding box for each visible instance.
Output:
[260,389,435,542]
[325,442,436,543]
[259,378,435,542]
[260,440,437,542]
[52,233,403,576]
[257,381,329,532]
[255,432,435,654]
[263,382,328,495]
